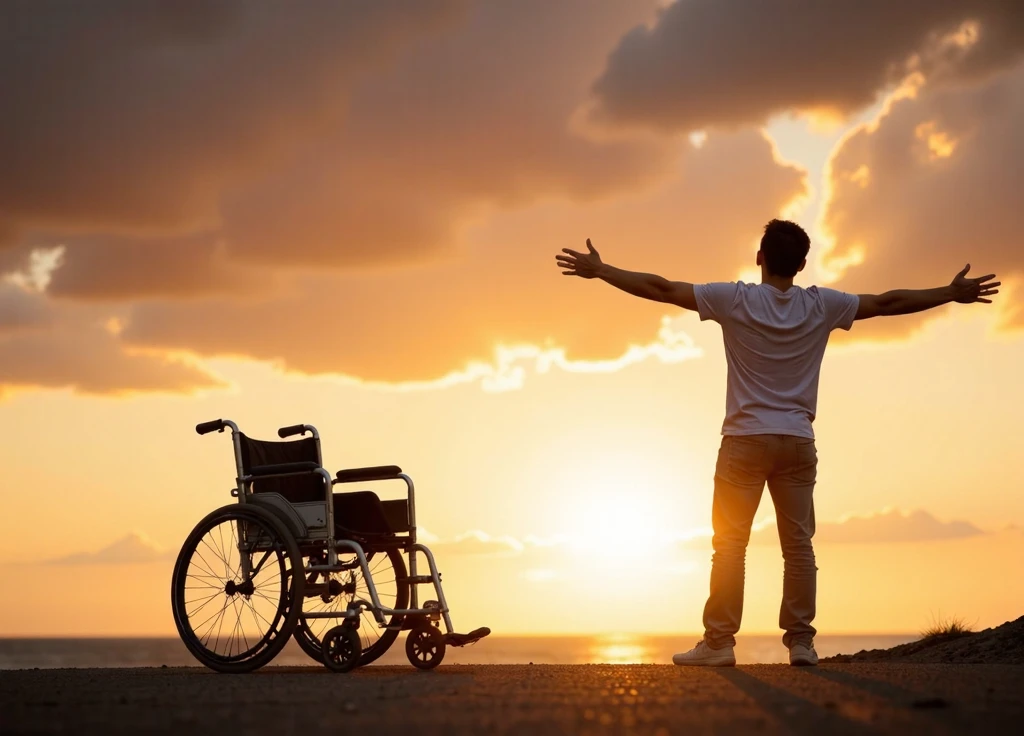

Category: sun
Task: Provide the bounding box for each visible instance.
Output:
[567,493,663,566]
[540,442,702,577]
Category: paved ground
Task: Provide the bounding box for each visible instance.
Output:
[2,664,1023,735]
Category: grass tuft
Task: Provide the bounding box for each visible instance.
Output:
[920,615,974,641]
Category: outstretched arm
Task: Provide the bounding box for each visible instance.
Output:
[555,239,697,311]
[855,265,1000,320]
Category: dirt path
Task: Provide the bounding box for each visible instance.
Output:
[2,664,1022,735]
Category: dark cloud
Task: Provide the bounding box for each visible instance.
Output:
[1,1,815,390]
[2,0,676,297]
[0,286,221,395]
[191,0,676,270]
[36,233,277,301]
[0,0,470,240]
[822,62,1024,339]
[118,130,805,381]
[0,283,52,334]
[0,330,222,396]
[590,0,1024,133]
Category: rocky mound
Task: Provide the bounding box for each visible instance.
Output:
[824,615,1024,664]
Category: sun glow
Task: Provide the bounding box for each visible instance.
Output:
[567,493,663,565]
[536,432,709,582]
[590,633,654,664]
[548,451,688,574]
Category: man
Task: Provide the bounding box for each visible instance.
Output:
[555,219,1000,667]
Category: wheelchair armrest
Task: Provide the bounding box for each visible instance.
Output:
[335,465,403,483]
[249,461,322,477]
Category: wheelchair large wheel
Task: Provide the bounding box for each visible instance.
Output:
[171,504,304,673]
[293,546,408,666]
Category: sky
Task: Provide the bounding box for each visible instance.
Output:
[1,0,1022,638]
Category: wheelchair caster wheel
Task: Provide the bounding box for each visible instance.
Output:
[406,625,446,670]
[322,625,361,673]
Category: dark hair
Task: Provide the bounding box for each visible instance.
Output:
[760,219,810,278]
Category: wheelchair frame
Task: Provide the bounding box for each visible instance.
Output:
[215,418,455,636]
[172,418,490,672]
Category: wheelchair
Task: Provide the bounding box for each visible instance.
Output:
[170,419,490,673]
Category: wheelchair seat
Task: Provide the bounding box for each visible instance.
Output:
[333,490,411,539]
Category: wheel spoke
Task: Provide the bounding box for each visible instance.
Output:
[190,551,223,582]
[293,548,407,664]
[201,538,229,578]
[186,591,224,617]
[249,548,272,579]
[245,598,275,632]
[230,524,244,581]
[185,579,223,590]
[251,589,280,607]
[226,598,240,657]
[244,600,263,644]
[253,574,283,589]
[194,595,231,636]
[215,523,230,578]
[235,598,250,654]
[185,588,222,602]
[209,597,231,652]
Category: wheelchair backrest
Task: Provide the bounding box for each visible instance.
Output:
[239,434,325,503]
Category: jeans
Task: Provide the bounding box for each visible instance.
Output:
[702,434,818,649]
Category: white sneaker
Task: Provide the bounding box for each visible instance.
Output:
[672,639,736,667]
[789,641,818,666]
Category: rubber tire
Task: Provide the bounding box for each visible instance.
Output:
[322,625,362,673]
[293,546,409,666]
[406,625,446,670]
[171,504,304,673]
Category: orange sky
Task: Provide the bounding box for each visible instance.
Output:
[1,1,1022,636]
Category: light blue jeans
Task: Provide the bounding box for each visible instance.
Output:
[702,434,818,649]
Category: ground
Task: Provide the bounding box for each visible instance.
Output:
[823,616,1024,665]
[2,664,1023,735]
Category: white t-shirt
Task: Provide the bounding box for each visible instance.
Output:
[694,282,860,439]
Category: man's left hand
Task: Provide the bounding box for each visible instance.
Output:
[556,239,603,279]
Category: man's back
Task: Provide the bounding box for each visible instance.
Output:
[694,282,859,438]
[556,220,999,666]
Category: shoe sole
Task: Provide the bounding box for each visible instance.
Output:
[789,658,818,667]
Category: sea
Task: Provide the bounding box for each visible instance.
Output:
[0,634,914,669]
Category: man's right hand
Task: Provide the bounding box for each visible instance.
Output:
[950,264,1000,304]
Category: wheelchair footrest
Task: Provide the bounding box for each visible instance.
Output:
[445,627,491,647]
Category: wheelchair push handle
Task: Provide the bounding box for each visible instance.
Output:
[196,419,227,435]
[277,424,308,438]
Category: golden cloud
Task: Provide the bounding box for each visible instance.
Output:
[116,130,804,383]
[821,61,1024,339]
